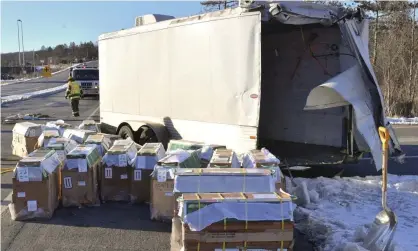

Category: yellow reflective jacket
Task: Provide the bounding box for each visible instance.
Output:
[65,81,83,100]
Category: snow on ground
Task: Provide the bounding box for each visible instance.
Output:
[1,84,67,106]
[0,63,80,86]
[387,117,418,125]
[291,175,418,251]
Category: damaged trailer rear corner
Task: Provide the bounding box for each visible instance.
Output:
[265,1,404,170]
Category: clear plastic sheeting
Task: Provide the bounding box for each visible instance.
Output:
[85,134,112,156]
[66,158,88,171]
[78,120,100,133]
[181,201,296,232]
[12,122,43,137]
[242,148,280,168]
[62,128,96,144]
[8,204,53,221]
[46,138,78,162]
[102,139,137,167]
[15,150,61,182]
[173,174,275,193]
[45,120,72,136]
[37,129,60,148]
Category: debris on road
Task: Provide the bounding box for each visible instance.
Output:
[3,113,51,124]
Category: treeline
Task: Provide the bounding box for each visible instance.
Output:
[200,1,418,116]
[1,41,98,66]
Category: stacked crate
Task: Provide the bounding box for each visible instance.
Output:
[177,191,296,251]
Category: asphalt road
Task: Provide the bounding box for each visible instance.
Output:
[0,68,417,250]
[1,61,98,97]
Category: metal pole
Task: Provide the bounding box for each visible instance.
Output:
[17,20,21,66]
[33,49,35,74]
[19,20,25,65]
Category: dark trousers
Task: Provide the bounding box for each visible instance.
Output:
[71,98,80,116]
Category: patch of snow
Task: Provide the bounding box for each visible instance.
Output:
[293,175,418,251]
[0,63,83,86]
[387,117,418,125]
[1,84,67,106]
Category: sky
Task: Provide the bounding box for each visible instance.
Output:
[0,1,203,53]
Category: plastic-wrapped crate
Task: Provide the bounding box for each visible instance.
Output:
[131,143,166,204]
[61,144,101,207]
[175,192,296,251]
[172,168,277,217]
[62,128,96,144]
[45,138,78,163]
[242,148,286,191]
[78,120,100,133]
[85,134,112,156]
[150,150,201,222]
[95,133,122,148]
[208,149,240,168]
[166,139,226,168]
[100,139,137,202]
[12,122,43,157]
[9,149,61,220]
[38,129,60,148]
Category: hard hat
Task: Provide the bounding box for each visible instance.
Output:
[68,77,74,81]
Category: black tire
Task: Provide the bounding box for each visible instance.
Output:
[137,126,158,145]
[118,125,134,140]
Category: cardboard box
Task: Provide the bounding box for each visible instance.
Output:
[131,143,166,203]
[208,149,240,168]
[62,145,101,207]
[11,122,43,157]
[150,150,202,221]
[100,139,137,202]
[242,148,286,191]
[177,192,295,251]
[9,149,61,220]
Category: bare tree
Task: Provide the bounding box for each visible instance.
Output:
[200,1,238,12]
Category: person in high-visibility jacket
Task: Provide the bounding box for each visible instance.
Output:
[65,77,83,117]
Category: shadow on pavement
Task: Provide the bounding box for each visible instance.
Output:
[32,202,171,232]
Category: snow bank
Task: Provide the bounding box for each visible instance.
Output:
[0,63,82,86]
[291,175,418,251]
[1,84,67,106]
[387,117,418,125]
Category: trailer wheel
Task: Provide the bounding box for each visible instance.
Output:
[136,126,158,145]
[118,125,134,140]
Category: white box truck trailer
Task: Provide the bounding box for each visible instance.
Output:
[98,2,403,169]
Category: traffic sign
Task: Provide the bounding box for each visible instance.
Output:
[41,65,52,77]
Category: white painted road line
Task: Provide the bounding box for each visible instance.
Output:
[87,106,100,121]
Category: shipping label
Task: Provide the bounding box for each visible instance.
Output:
[134,170,142,181]
[63,177,72,189]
